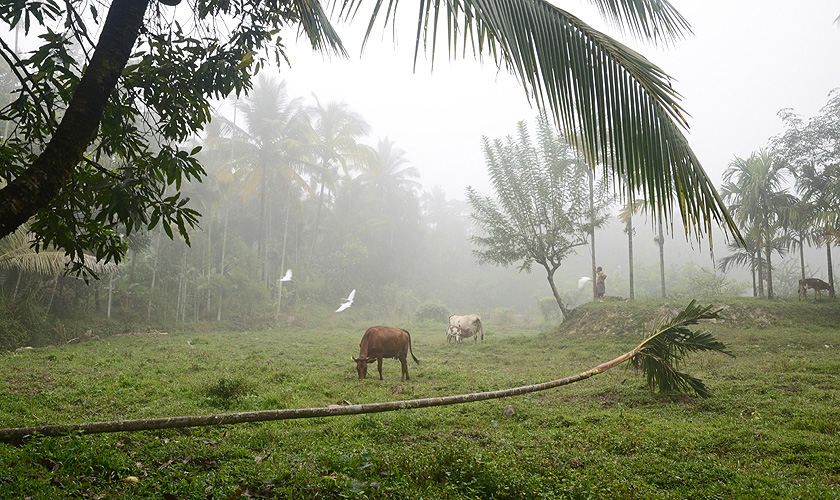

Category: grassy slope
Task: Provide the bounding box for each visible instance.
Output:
[0,298,838,499]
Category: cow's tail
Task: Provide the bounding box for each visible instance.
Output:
[407,330,420,365]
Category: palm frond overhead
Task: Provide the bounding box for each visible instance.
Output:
[341,0,738,241]
[0,226,117,276]
[630,300,733,398]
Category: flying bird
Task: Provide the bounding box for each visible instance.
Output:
[578,276,592,289]
[280,269,293,282]
[335,289,356,313]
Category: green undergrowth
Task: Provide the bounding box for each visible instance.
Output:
[1,298,838,499]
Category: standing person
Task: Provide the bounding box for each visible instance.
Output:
[596,266,607,299]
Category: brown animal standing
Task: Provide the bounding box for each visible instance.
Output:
[798,278,835,301]
[352,326,420,381]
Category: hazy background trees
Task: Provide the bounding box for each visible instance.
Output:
[1,75,838,350]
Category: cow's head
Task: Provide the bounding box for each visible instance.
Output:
[351,355,376,380]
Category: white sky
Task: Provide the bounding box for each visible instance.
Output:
[278,0,840,199]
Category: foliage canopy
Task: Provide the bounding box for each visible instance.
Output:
[0,0,736,275]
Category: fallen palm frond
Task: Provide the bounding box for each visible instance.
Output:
[630,300,733,398]
[0,301,730,442]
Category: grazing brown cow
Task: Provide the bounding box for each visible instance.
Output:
[352,326,419,381]
[798,278,835,301]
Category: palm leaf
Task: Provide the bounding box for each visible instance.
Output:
[0,225,117,276]
[629,300,733,397]
[340,0,739,241]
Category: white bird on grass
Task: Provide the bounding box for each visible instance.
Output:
[578,276,592,289]
[280,269,293,282]
[335,289,356,313]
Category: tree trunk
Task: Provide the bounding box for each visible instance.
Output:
[257,166,268,284]
[0,349,638,442]
[545,266,569,320]
[798,237,805,280]
[308,177,326,264]
[827,242,835,297]
[206,221,212,315]
[276,182,293,319]
[0,0,151,239]
[107,273,114,320]
[756,245,765,298]
[589,168,597,300]
[657,217,665,298]
[765,244,774,299]
[147,228,161,322]
[627,208,635,300]
[217,209,229,322]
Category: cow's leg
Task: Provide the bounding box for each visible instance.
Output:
[377,357,384,380]
[400,354,409,381]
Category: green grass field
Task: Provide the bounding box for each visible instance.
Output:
[1,298,839,499]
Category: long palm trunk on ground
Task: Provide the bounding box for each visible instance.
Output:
[0,301,730,442]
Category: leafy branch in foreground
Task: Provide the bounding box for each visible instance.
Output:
[0,301,730,442]
[630,300,733,397]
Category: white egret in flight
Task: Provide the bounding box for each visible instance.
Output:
[335,289,356,313]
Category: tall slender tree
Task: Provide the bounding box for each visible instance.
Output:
[210,77,312,286]
[305,98,371,263]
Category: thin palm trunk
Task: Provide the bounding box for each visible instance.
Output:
[755,241,765,298]
[765,244,774,299]
[206,221,212,314]
[0,301,729,443]
[826,243,835,296]
[276,183,293,318]
[107,274,114,320]
[257,166,268,284]
[308,178,326,264]
[217,209,229,322]
[798,237,806,280]
[589,169,597,299]
[147,228,161,322]
[12,270,21,298]
[627,210,635,300]
[178,246,188,322]
[657,218,665,298]
[47,277,58,315]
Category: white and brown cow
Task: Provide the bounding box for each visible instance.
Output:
[446,324,467,344]
[352,326,419,381]
[447,314,483,343]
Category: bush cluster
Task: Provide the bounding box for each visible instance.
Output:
[414,300,450,322]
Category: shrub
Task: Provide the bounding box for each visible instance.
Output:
[415,300,450,322]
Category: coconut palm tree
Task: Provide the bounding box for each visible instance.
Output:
[209,77,314,287]
[357,138,422,238]
[305,98,371,263]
